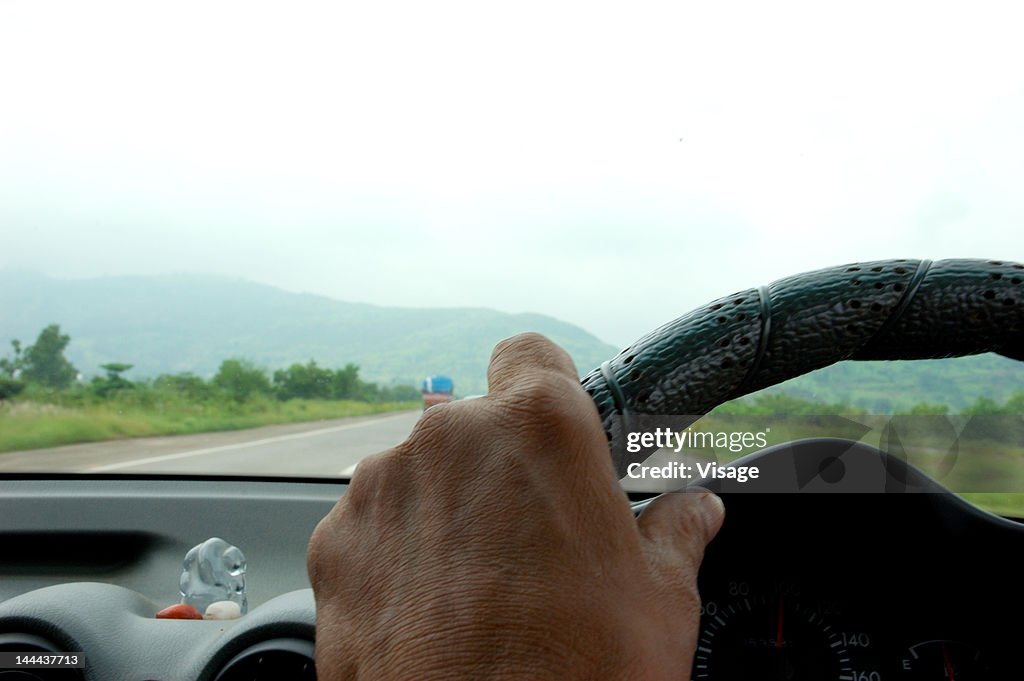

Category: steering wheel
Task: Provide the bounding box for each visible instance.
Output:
[580,258,1024,478]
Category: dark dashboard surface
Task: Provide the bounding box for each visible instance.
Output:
[695,490,1023,679]
[0,440,1021,680]
[631,438,1024,679]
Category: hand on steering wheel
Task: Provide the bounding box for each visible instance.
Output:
[308,333,724,681]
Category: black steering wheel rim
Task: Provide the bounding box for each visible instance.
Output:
[582,258,1024,478]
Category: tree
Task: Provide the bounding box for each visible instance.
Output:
[964,396,1003,416]
[92,363,135,397]
[21,324,78,389]
[0,339,24,378]
[273,360,335,400]
[331,363,361,399]
[213,359,271,402]
[155,372,212,401]
[1004,391,1024,414]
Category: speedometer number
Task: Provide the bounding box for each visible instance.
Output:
[728,581,750,596]
[842,632,872,648]
[851,671,882,681]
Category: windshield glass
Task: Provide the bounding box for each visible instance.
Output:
[1,3,1021,513]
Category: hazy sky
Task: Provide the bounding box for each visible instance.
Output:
[2,1,1022,348]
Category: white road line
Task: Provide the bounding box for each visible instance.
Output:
[90,412,415,472]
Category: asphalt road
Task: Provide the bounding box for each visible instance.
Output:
[0,410,424,477]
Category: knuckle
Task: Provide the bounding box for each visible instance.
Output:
[503,371,589,430]
[489,334,577,389]
[308,455,402,586]
[307,510,348,588]
[338,450,396,514]
[306,519,329,585]
[401,401,465,451]
[492,331,551,359]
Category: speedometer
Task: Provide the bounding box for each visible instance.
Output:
[692,587,880,681]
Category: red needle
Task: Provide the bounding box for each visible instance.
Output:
[942,644,956,681]
[776,597,784,649]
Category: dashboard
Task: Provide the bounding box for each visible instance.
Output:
[684,442,1024,680]
[0,477,331,680]
[0,439,1021,680]
[638,438,1024,675]
[693,494,1020,680]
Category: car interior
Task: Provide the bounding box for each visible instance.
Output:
[2,258,1021,680]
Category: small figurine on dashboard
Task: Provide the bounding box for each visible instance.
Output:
[179,537,248,617]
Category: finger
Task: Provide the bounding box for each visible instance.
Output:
[486,332,580,395]
[637,489,725,556]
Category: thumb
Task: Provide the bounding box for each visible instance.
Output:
[636,489,725,572]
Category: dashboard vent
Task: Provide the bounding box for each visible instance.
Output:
[212,638,315,681]
[0,633,83,680]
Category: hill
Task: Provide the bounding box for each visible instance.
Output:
[0,272,619,396]
[749,353,1023,412]
[1,271,1021,408]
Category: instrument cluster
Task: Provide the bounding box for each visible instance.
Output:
[687,472,1022,679]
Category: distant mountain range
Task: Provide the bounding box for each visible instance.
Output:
[0,271,619,396]
[1,271,1021,408]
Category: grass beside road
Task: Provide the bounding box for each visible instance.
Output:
[0,398,420,453]
[958,494,1024,520]
[680,412,1024,519]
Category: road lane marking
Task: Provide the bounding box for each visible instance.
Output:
[89,412,417,471]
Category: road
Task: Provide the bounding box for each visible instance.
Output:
[0,410,424,477]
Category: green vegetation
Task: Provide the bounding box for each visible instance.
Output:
[212,359,273,403]
[5,271,1023,401]
[0,325,420,453]
[0,272,619,396]
[0,393,415,453]
[0,376,24,401]
[705,392,1024,517]
[2,324,79,389]
[753,353,1024,412]
[713,389,1024,419]
[959,494,1024,519]
[1,318,1021,518]
[92,362,134,398]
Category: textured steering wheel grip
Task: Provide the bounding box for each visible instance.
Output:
[581,258,1024,478]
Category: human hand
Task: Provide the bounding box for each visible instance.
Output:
[308,333,724,680]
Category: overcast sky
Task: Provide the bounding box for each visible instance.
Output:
[2,1,1022,348]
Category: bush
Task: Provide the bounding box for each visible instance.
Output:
[91,362,135,398]
[964,396,1003,416]
[0,377,25,401]
[273,361,336,400]
[212,359,272,403]
[154,372,213,401]
[909,402,950,415]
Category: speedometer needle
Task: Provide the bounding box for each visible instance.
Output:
[776,596,784,649]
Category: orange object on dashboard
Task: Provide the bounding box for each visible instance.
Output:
[155,604,203,620]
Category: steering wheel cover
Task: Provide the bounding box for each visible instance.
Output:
[582,258,1024,477]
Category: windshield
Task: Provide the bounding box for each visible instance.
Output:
[1,3,1021,513]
